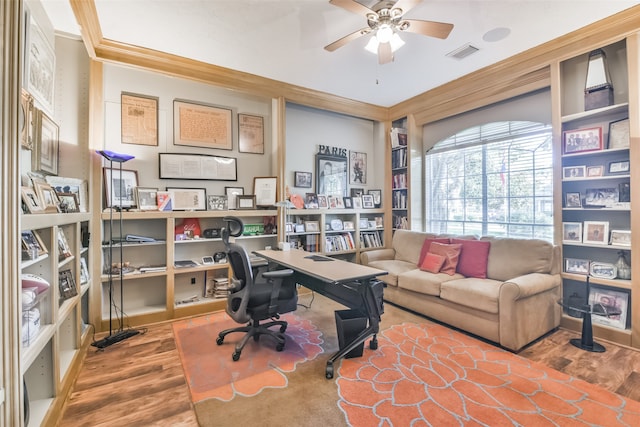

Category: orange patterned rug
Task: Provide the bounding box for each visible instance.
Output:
[337,323,640,426]
[173,311,324,403]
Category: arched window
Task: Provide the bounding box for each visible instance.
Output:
[425,121,553,241]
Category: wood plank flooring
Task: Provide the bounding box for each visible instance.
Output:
[58,316,640,426]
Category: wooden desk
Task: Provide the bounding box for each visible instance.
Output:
[254,249,386,379]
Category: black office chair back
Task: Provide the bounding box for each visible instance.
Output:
[225,242,255,323]
[221,216,244,251]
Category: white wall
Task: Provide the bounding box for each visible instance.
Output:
[284,103,382,198]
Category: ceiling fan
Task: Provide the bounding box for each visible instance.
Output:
[324,0,454,64]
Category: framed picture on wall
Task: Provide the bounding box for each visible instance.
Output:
[173,99,233,150]
[316,154,347,198]
[121,92,159,146]
[33,110,59,175]
[238,113,264,154]
[349,151,367,185]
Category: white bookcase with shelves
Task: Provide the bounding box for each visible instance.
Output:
[391,118,409,232]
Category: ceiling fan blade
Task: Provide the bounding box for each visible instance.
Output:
[392,0,423,14]
[401,19,454,39]
[378,42,393,64]
[324,27,371,51]
[329,0,374,17]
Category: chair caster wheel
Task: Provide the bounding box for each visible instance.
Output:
[232,351,241,361]
[216,337,224,345]
[325,364,334,379]
[280,325,287,333]
[276,343,284,352]
[369,338,378,350]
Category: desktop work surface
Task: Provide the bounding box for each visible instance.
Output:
[253,249,387,379]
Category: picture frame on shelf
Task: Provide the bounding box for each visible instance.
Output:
[565,192,582,208]
[335,196,345,209]
[589,262,617,280]
[343,221,355,231]
[352,196,363,209]
[253,176,277,207]
[584,187,618,207]
[33,181,60,213]
[173,99,233,150]
[225,186,244,209]
[350,187,364,197]
[349,151,367,185]
[103,168,138,208]
[304,221,320,232]
[562,222,582,243]
[610,229,631,247]
[166,187,207,211]
[586,165,604,177]
[304,193,318,209]
[330,218,343,231]
[562,165,586,180]
[121,92,159,146]
[236,195,256,210]
[21,186,45,214]
[207,195,228,211]
[562,126,602,154]
[294,171,312,188]
[57,192,79,213]
[316,154,347,198]
[134,187,159,211]
[607,118,629,149]
[359,218,369,229]
[46,176,88,212]
[328,195,338,209]
[317,194,328,209]
[368,189,382,208]
[57,228,72,260]
[20,89,34,150]
[238,113,264,154]
[58,269,77,300]
[589,287,628,330]
[564,258,590,275]
[79,257,90,284]
[583,220,609,245]
[618,182,630,203]
[343,197,353,209]
[21,229,48,258]
[361,194,375,209]
[294,223,305,233]
[608,160,629,174]
[33,110,59,175]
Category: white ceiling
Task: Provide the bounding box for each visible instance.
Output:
[41,0,640,107]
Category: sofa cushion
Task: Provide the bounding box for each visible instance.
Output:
[418,238,451,266]
[367,259,416,287]
[397,269,462,296]
[429,242,462,275]
[451,238,491,279]
[392,230,442,264]
[420,252,446,273]
[440,277,503,314]
[481,236,555,282]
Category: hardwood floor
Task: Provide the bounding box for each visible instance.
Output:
[58,318,640,426]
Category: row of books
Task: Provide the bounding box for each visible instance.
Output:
[392,191,407,209]
[392,146,407,168]
[392,172,407,189]
[325,233,356,253]
[360,231,383,248]
[204,274,231,299]
[288,234,320,252]
[393,214,409,230]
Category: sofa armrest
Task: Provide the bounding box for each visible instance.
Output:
[500,273,561,300]
[360,248,396,265]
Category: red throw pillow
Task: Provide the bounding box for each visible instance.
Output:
[429,242,462,275]
[418,238,451,266]
[451,238,491,279]
[420,252,446,273]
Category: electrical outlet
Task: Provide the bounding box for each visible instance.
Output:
[191,277,196,285]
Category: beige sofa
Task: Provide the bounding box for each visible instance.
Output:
[361,230,562,351]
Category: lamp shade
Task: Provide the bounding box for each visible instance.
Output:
[584,49,614,111]
[96,150,135,163]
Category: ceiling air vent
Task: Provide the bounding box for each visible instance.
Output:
[446,43,479,60]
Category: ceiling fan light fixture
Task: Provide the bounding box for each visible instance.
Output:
[389,33,405,52]
[364,36,379,54]
[377,25,394,43]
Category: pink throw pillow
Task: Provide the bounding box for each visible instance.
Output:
[429,242,462,275]
[418,238,451,266]
[420,252,446,273]
[451,238,491,279]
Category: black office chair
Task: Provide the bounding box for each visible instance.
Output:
[216,217,297,361]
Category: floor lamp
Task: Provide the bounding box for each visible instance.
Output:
[92,149,140,348]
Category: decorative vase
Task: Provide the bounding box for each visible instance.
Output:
[616,251,631,280]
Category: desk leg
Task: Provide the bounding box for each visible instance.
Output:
[570,312,605,353]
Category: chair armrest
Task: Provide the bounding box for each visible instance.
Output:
[360,248,396,265]
[499,273,561,301]
[263,269,294,279]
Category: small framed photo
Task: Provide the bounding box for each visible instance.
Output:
[34,181,60,213]
[304,221,319,232]
[80,257,90,284]
[589,262,618,280]
[294,223,305,233]
[317,194,328,209]
[304,193,318,209]
[350,188,364,197]
[586,165,604,177]
[563,127,603,154]
[352,196,363,209]
[608,118,629,149]
[58,269,77,300]
[565,258,590,275]
[236,195,256,210]
[368,189,382,208]
[343,197,353,209]
[166,187,206,211]
[33,110,60,175]
[57,193,80,213]
[562,166,586,180]
[583,221,609,245]
[207,195,228,211]
[361,194,375,209]
[21,229,48,258]
[225,186,244,210]
[343,221,355,231]
[294,171,312,188]
[590,287,628,329]
[584,188,618,207]
[610,229,631,247]
[21,186,45,214]
[253,176,277,207]
[57,228,72,260]
[565,192,582,208]
[335,196,345,209]
[608,160,629,174]
[359,218,369,229]
[562,222,582,243]
[103,168,138,208]
[134,187,158,211]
